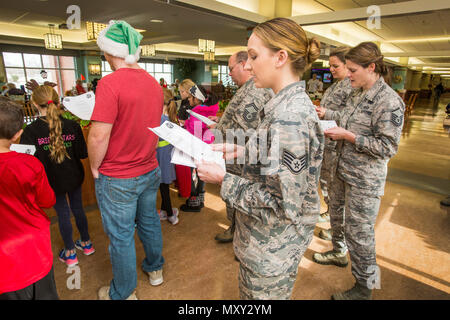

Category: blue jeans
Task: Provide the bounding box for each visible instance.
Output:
[95,167,164,300]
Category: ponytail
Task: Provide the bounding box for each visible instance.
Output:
[46,101,69,164]
[167,99,179,124]
[32,85,69,164]
[162,88,179,124]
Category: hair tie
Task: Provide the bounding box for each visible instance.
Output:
[47,100,54,105]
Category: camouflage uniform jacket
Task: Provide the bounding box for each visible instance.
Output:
[325,76,405,194]
[215,78,273,175]
[220,82,324,276]
[320,77,353,151]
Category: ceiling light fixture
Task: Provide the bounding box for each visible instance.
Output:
[86,21,108,41]
[198,39,215,53]
[141,44,156,57]
[150,19,164,23]
[204,52,215,62]
[88,63,101,75]
[44,24,63,50]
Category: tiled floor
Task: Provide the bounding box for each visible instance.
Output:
[50,94,450,300]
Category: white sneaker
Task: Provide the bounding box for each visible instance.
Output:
[98,286,138,300]
[148,269,163,286]
[167,208,179,225]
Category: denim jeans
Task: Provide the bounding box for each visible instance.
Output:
[53,186,90,250]
[95,167,164,300]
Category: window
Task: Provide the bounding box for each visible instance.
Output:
[3,52,77,96]
[219,65,233,86]
[101,61,113,78]
[103,60,174,85]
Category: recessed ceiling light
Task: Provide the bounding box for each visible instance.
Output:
[150,19,164,23]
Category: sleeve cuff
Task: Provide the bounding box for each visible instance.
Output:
[220,172,239,205]
[324,109,333,120]
[354,134,365,152]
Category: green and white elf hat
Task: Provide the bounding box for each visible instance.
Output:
[97,20,143,64]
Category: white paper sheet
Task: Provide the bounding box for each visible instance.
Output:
[10,144,36,155]
[187,110,216,126]
[320,120,338,131]
[171,148,196,168]
[62,92,95,120]
[149,121,225,170]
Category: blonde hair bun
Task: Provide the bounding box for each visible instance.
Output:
[253,17,321,75]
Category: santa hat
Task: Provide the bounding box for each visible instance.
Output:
[97,20,143,64]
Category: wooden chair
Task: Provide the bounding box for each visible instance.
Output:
[405,93,418,117]
[23,102,38,124]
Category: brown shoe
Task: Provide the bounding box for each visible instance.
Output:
[313,250,348,267]
[215,226,234,243]
[332,283,372,300]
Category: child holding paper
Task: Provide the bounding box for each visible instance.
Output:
[157,89,179,225]
[0,97,58,299]
[20,85,95,267]
[181,85,219,212]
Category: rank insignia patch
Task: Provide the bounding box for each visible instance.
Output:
[391,108,403,127]
[243,103,258,122]
[282,149,306,175]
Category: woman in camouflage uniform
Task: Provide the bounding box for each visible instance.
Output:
[316,42,405,300]
[315,47,353,243]
[196,18,324,300]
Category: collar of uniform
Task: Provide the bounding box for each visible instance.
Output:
[365,76,386,102]
[245,77,255,87]
[262,81,303,117]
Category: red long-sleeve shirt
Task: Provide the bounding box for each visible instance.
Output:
[0,151,56,294]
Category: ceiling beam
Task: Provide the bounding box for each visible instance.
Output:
[290,0,450,26]
[383,51,450,57]
[173,0,267,24]
[409,63,450,67]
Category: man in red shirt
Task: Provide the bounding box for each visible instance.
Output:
[0,97,58,299]
[88,20,164,300]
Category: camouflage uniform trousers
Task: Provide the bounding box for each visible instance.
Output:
[322,148,347,253]
[319,147,335,205]
[329,175,381,287]
[233,211,315,300]
[238,261,298,300]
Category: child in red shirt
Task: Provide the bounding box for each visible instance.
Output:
[0,97,58,300]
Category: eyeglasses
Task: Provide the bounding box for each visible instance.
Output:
[228,61,242,73]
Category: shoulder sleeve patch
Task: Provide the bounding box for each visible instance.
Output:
[282,149,307,175]
[391,107,403,127]
[243,103,259,122]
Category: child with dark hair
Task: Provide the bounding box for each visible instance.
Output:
[20,85,95,267]
[180,84,219,212]
[0,97,58,300]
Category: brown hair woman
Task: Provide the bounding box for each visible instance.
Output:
[20,85,95,267]
[315,42,405,299]
[196,17,324,300]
